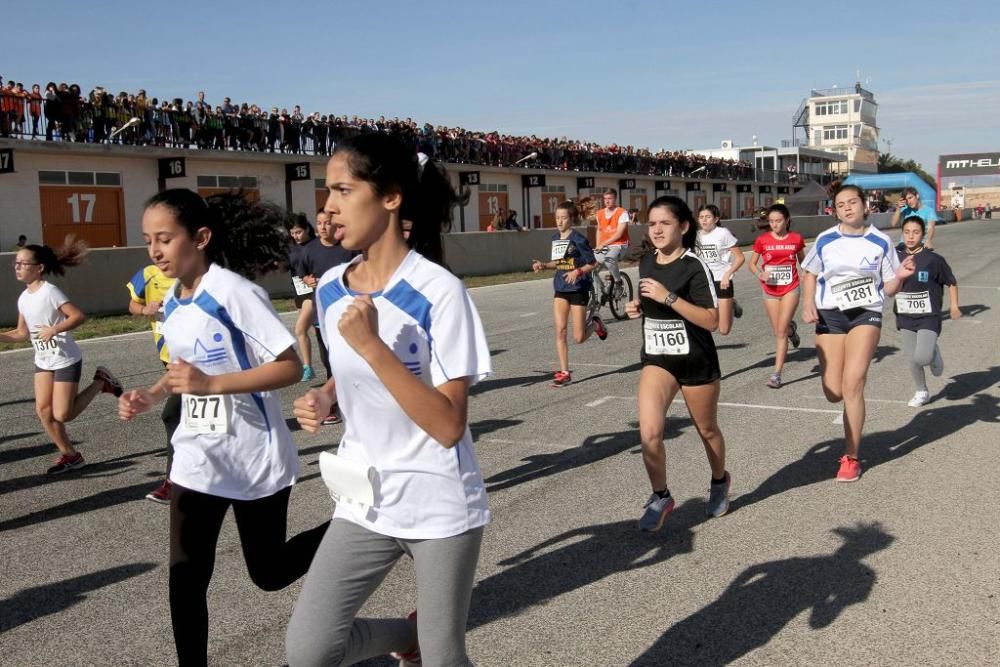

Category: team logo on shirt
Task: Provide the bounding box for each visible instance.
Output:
[858,256,880,272]
[917,270,929,283]
[193,333,228,366]
[402,342,422,377]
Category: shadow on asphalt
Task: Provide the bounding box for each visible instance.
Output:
[470,372,552,395]
[483,420,688,493]
[467,498,703,632]
[720,344,899,382]
[0,447,163,499]
[629,522,894,666]
[943,303,989,320]
[0,397,34,409]
[732,371,1000,514]
[471,419,523,438]
[0,561,158,633]
[570,362,643,386]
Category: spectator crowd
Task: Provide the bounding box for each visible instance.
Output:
[3,74,777,180]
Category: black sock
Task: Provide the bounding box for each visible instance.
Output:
[711,472,728,485]
[654,488,670,499]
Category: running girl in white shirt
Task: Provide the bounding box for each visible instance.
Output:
[1,237,122,474]
[801,182,916,482]
[117,190,329,667]
[285,134,491,667]
[696,204,744,334]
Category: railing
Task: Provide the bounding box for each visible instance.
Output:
[0,90,834,186]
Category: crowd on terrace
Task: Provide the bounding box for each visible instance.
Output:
[3,75,783,180]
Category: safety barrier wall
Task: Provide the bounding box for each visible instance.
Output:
[0,211,970,325]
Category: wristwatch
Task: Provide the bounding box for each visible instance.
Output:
[663,292,678,306]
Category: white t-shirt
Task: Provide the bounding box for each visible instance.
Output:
[316,250,492,539]
[160,263,299,500]
[696,226,739,280]
[18,281,83,370]
[802,224,900,312]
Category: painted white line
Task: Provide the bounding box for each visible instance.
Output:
[519,312,538,318]
[583,395,843,415]
[833,413,844,425]
[948,319,984,325]
[573,362,631,368]
[956,285,1000,290]
[805,395,911,406]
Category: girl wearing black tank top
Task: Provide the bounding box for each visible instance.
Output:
[625,196,731,532]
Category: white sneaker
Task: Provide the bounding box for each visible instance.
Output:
[930,346,944,377]
[907,391,930,407]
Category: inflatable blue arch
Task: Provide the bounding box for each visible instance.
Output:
[843,173,937,208]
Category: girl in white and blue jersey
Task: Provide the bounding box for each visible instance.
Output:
[801,182,915,483]
[285,134,491,667]
[117,189,329,667]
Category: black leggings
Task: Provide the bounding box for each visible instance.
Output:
[161,392,181,474]
[313,325,333,379]
[169,484,329,666]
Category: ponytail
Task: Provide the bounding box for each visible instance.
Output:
[144,188,293,280]
[333,133,467,268]
[25,235,88,277]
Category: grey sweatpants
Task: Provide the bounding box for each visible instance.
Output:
[286,518,483,667]
[900,328,940,392]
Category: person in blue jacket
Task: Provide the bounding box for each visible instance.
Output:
[531,199,607,387]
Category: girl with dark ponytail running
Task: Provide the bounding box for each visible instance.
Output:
[286,134,491,667]
[1,236,122,474]
[117,189,329,666]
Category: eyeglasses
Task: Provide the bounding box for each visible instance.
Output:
[12,261,39,268]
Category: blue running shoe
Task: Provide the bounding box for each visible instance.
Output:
[638,493,675,532]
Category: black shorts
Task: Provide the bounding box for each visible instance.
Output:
[35,359,83,383]
[554,291,589,307]
[294,293,313,309]
[816,308,882,335]
[641,351,721,386]
[713,280,734,299]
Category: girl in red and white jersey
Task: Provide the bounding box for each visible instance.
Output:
[747,204,805,388]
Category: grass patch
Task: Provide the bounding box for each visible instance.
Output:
[1,270,562,350]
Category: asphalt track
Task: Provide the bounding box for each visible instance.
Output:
[2,221,998,666]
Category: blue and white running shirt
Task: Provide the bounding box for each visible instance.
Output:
[802,224,900,312]
[316,250,492,539]
[161,263,299,500]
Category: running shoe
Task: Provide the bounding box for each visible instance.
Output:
[707,472,731,518]
[766,373,782,389]
[835,455,862,483]
[907,391,930,408]
[733,301,743,319]
[301,365,315,382]
[591,315,608,341]
[94,366,123,397]
[390,610,421,666]
[321,406,342,426]
[788,320,800,348]
[638,493,675,532]
[145,479,172,504]
[550,371,572,388]
[930,347,944,377]
[47,452,85,474]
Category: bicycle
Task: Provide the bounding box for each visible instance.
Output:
[589,248,635,321]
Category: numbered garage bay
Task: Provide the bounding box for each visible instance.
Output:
[38,170,126,247]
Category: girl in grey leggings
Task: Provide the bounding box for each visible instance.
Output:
[286,134,493,666]
[894,217,961,407]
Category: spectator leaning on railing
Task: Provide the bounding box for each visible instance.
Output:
[0,72,819,185]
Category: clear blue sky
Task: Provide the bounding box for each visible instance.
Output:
[5,0,998,172]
